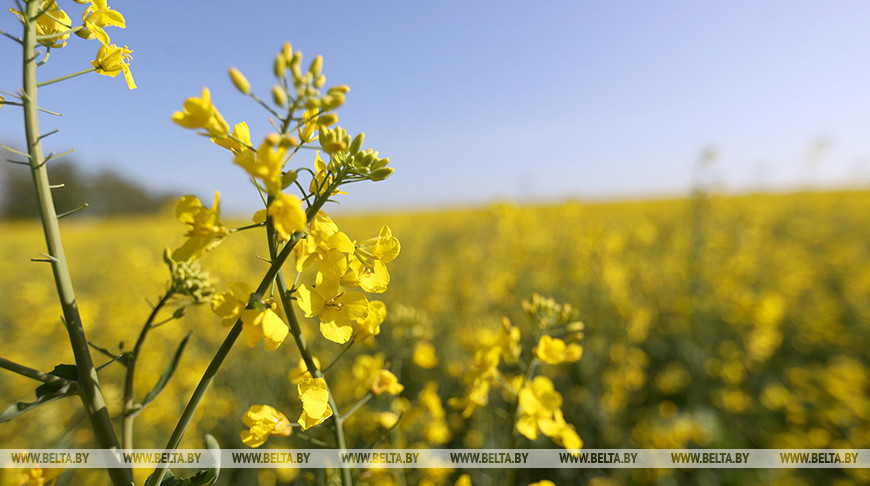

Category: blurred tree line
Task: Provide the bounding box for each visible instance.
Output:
[1,157,178,219]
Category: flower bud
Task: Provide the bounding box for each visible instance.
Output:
[229,67,251,94]
[282,170,298,189]
[317,113,338,127]
[290,52,303,80]
[313,74,326,89]
[318,126,350,154]
[265,133,282,146]
[75,27,95,39]
[281,42,293,62]
[321,93,345,110]
[328,85,351,95]
[280,135,300,148]
[271,85,287,106]
[273,54,286,78]
[566,321,585,333]
[349,133,364,154]
[309,55,323,78]
[369,167,395,181]
[305,98,321,109]
[371,157,390,170]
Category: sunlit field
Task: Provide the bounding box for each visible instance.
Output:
[2,190,869,485]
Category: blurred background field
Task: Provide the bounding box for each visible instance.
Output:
[1,189,869,485]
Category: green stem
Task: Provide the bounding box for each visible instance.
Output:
[37,67,96,87]
[266,206,352,486]
[277,272,353,486]
[322,341,354,375]
[0,356,73,385]
[123,290,174,450]
[20,2,132,485]
[507,358,539,486]
[148,233,302,486]
[339,392,373,423]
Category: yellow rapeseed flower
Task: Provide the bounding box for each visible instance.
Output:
[296,275,368,344]
[213,121,252,156]
[91,43,136,89]
[516,376,563,441]
[240,306,289,351]
[82,0,126,45]
[267,192,307,241]
[171,192,227,261]
[535,335,582,365]
[11,1,71,48]
[412,342,438,369]
[172,88,230,138]
[353,300,386,342]
[210,281,289,351]
[372,369,404,396]
[298,377,332,430]
[240,404,292,448]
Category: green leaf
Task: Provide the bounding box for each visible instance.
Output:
[141,331,192,407]
[34,364,77,398]
[1,382,78,424]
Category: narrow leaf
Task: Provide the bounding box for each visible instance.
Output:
[1,384,77,424]
[34,364,77,398]
[141,332,192,407]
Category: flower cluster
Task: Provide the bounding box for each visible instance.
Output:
[11,0,136,88]
[169,42,402,453]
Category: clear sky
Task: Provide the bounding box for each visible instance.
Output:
[2,1,870,214]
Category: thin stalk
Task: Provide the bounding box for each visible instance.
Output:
[20,2,132,484]
[266,186,353,486]
[148,233,302,486]
[322,341,354,375]
[0,357,73,385]
[507,358,539,486]
[37,67,95,87]
[339,392,373,423]
[123,290,174,450]
[277,271,353,486]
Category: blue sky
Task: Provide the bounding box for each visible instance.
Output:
[2,1,870,214]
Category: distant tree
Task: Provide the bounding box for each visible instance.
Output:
[1,158,178,219]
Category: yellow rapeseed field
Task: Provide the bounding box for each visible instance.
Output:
[1,190,869,485]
